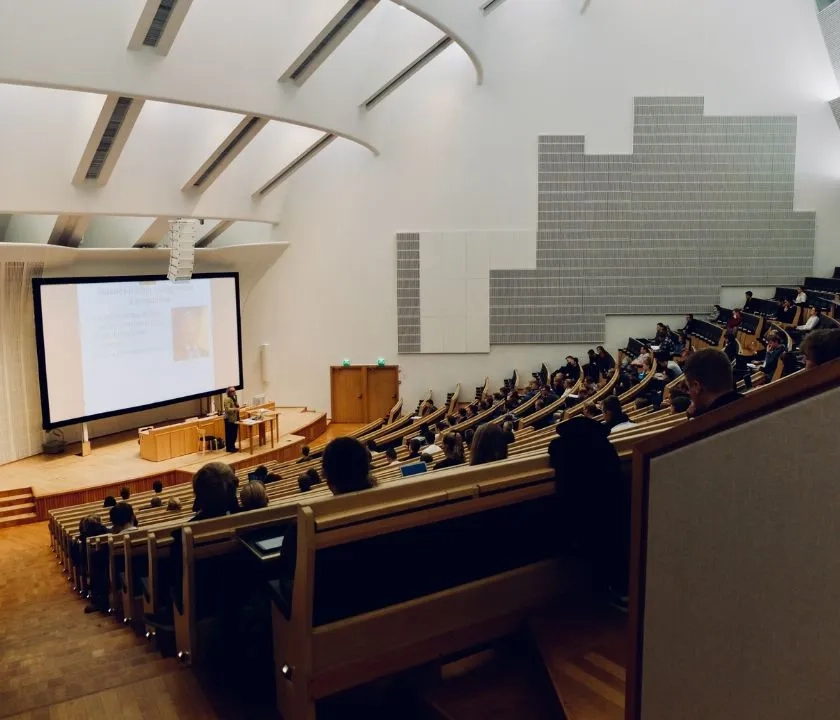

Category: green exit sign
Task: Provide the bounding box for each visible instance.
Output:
[377,358,386,367]
[342,358,351,367]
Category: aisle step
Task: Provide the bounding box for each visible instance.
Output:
[529,602,628,720]
[0,511,38,528]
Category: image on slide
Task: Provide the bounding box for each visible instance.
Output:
[172,305,210,361]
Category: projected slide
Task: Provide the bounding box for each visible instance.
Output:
[34,274,242,428]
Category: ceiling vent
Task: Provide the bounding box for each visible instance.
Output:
[128,0,193,55]
[183,116,268,192]
[195,220,234,248]
[73,95,145,186]
[280,0,379,86]
[480,0,510,15]
[362,36,453,111]
[253,134,337,198]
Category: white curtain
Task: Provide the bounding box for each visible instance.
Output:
[0,261,45,465]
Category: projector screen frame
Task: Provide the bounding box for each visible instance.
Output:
[32,272,244,431]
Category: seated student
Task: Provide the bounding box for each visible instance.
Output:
[583,349,600,382]
[109,502,137,534]
[240,481,268,511]
[166,497,182,512]
[595,346,616,376]
[469,423,509,466]
[795,285,808,305]
[190,462,239,522]
[548,417,629,603]
[683,348,742,417]
[726,308,743,330]
[540,384,560,405]
[252,465,269,482]
[150,480,164,508]
[670,392,692,414]
[464,427,475,447]
[560,355,581,381]
[750,330,785,384]
[501,421,516,446]
[796,306,821,332]
[743,290,755,313]
[421,427,441,454]
[653,322,667,346]
[78,515,110,614]
[120,486,131,502]
[723,329,739,362]
[384,447,399,465]
[631,344,652,369]
[322,437,376,495]
[801,329,840,369]
[776,297,797,324]
[406,437,422,460]
[683,314,696,335]
[103,495,117,509]
[709,304,723,323]
[296,446,311,464]
[601,395,635,434]
[551,374,565,396]
[264,472,281,485]
[434,433,465,470]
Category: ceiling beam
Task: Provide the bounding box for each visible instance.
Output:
[48,214,91,247]
[128,0,195,56]
[73,95,145,187]
[182,116,269,193]
[253,133,337,199]
[133,216,172,248]
[195,220,234,248]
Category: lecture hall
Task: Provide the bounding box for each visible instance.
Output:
[1,1,840,718]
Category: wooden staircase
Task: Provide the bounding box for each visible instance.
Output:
[529,602,628,720]
[0,487,37,528]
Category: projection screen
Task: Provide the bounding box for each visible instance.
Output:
[32,273,243,429]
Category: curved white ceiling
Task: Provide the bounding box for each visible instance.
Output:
[0,0,495,247]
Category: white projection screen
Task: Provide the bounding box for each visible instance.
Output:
[33,273,243,429]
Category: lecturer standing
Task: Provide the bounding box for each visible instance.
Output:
[223,387,240,453]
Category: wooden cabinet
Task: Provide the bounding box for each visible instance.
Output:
[330,365,399,423]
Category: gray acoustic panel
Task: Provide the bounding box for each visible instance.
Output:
[491,97,814,344]
[831,97,840,132]
[396,232,421,353]
[396,97,815,351]
[818,1,840,84]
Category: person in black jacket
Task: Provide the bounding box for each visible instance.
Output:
[683,348,742,417]
[434,433,465,470]
[549,418,629,602]
[595,346,615,376]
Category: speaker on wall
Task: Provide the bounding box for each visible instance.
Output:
[260,343,270,384]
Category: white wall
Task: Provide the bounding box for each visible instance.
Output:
[240,0,840,414]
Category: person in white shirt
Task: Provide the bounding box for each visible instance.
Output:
[796,306,821,332]
[631,345,651,370]
[384,447,399,465]
[601,396,636,435]
[794,286,808,305]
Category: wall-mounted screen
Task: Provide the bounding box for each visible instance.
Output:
[32,273,243,429]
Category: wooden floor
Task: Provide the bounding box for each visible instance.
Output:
[0,522,223,719]
[0,409,325,496]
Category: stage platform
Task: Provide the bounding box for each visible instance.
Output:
[0,408,327,519]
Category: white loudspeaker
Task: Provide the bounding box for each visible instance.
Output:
[260,343,271,384]
[167,218,199,282]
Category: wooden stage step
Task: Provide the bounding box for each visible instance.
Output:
[0,487,36,528]
[529,602,628,720]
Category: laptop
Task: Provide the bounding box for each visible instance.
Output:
[400,462,428,478]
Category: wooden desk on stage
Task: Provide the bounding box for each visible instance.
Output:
[139,416,224,462]
[138,401,278,462]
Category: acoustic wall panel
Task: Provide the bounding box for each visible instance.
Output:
[831,97,840,133]
[396,232,420,353]
[818,0,840,84]
[397,97,815,352]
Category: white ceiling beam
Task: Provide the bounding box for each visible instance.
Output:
[48,214,91,247]
[72,95,145,187]
[195,220,234,248]
[182,116,269,193]
[252,134,337,199]
[128,0,195,56]
[133,216,172,248]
